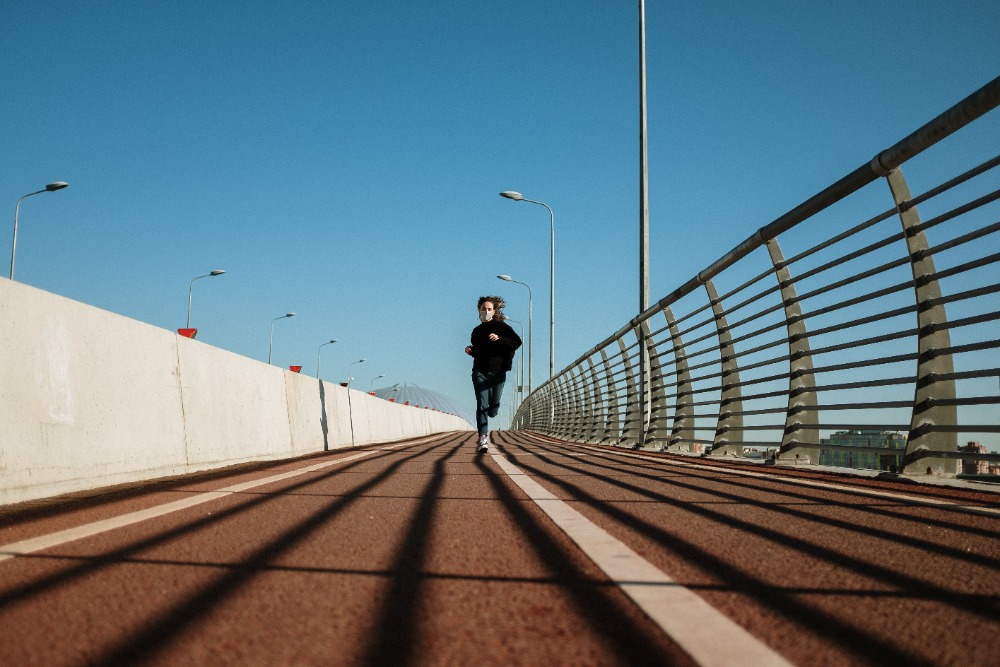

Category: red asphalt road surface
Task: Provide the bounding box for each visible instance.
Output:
[1,431,998,666]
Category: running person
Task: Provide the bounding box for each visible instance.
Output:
[464,295,522,452]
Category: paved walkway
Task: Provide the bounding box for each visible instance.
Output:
[1,431,998,666]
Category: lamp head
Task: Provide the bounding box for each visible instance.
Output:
[499,191,523,201]
[45,182,69,192]
[329,339,338,344]
[209,270,226,276]
[497,274,512,281]
[286,312,296,318]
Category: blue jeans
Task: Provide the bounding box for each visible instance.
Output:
[472,370,506,436]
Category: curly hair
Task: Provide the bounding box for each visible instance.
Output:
[477,295,507,321]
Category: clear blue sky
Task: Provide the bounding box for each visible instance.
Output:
[4,1,999,423]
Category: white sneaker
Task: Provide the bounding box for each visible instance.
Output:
[477,435,489,452]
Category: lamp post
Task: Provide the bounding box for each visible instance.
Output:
[346,358,366,447]
[499,191,554,379]
[268,312,296,364]
[316,339,338,378]
[505,317,525,418]
[185,270,225,330]
[368,374,385,392]
[498,274,532,395]
[10,181,69,280]
[348,358,366,386]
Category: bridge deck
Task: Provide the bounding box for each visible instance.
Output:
[1,431,998,666]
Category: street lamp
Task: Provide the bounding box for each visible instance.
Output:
[10,181,69,280]
[505,318,525,417]
[186,270,225,329]
[498,274,532,395]
[316,339,338,378]
[499,191,554,379]
[346,358,366,447]
[348,358,366,386]
[368,374,385,392]
[268,312,296,364]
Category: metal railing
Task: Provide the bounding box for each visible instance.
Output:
[513,75,1000,476]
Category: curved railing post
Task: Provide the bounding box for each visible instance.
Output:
[600,348,620,444]
[769,238,820,465]
[664,306,696,452]
[639,319,670,450]
[566,365,586,440]
[886,168,958,474]
[584,357,603,443]
[619,335,643,447]
[705,279,745,457]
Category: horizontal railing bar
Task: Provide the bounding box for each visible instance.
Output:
[912,450,1000,461]
[911,424,1000,436]
[912,191,1000,236]
[810,423,911,432]
[783,207,898,270]
[795,232,907,289]
[818,444,906,455]
[920,219,1000,261]
[938,367,1000,382]
[795,255,911,310]
[925,252,1000,285]
[808,352,918,375]
[809,329,917,358]
[795,401,913,411]
[800,304,917,342]
[934,282,1000,307]
[904,153,1000,210]
[924,310,1000,333]
[810,376,915,391]
[931,396,1000,407]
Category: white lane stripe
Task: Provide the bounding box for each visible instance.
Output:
[492,454,793,667]
[577,446,1000,518]
[0,436,444,563]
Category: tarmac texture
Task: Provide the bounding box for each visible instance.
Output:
[1,430,998,666]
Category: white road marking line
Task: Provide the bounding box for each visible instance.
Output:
[492,454,793,667]
[0,436,441,563]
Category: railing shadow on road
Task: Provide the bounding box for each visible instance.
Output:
[518,433,1000,547]
[492,431,1000,665]
[474,441,689,665]
[0,435,456,666]
[358,434,685,666]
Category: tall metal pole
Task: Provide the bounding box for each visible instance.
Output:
[639,0,651,445]
[498,275,533,395]
[639,0,649,311]
[547,203,554,380]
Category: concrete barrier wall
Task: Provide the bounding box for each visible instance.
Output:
[0,279,471,507]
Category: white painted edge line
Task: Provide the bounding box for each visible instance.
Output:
[492,454,793,667]
[578,446,1000,519]
[0,436,440,563]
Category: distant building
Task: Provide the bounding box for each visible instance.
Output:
[371,383,474,427]
[958,441,989,475]
[820,429,907,471]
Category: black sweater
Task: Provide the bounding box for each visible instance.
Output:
[469,320,522,372]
